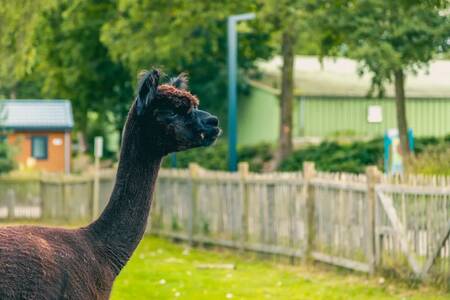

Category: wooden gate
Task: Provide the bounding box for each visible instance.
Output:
[376,185,450,279]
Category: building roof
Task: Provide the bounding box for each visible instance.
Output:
[0,100,74,131]
[257,56,450,98]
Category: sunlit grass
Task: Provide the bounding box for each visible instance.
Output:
[111,236,448,300]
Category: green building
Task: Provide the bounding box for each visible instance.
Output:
[238,56,450,146]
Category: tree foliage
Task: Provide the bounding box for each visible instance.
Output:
[1,0,274,156]
[101,0,274,121]
[35,0,133,150]
[306,0,450,162]
[2,0,448,164]
[0,102,16,174]
[307,0,450,96]
[0,0,54,98]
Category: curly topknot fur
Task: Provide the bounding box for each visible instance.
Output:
[157,84,199,108]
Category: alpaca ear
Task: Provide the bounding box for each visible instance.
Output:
[169,72,188,90]
[136,69,160,116]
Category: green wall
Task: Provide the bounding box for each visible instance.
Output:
[238,86,450,145]
[238,87,279,145]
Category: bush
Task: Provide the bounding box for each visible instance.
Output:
[161,135,450,174]
[161,142,273,172]
[409,143,450,175]
[162,142,228,171]
[0,141,16,174]
[238,143,273,172]
[279,138,384,173]
[280,136,450,174]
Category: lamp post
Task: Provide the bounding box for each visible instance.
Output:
[228,12,255,171]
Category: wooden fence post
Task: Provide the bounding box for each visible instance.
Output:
[303,161,316,262]
[40,177,48,221]
[63,178,71,222]
[189,163,200,246]
[366,166,381,274]
[6,189,15,220]
[238,162,249,251]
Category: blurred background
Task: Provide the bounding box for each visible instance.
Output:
[0,0,449,175]
[0,1,450,299]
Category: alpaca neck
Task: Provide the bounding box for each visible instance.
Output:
[87,106,162,273]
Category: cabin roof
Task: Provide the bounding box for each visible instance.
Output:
[256,56,450,98]
[0,100,74,131]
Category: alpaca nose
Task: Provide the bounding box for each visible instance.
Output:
[205,116,219,127]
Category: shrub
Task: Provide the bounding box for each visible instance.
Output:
[409,143,450,176]
[279,138,385,173]
[238,143,273,172]
[162,142,228,170]
[0,141,16,174]
[280,136,450,174]
[161,142,273,172]
[161,135,450,174]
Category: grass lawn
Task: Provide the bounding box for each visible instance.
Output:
[111,236,448,300]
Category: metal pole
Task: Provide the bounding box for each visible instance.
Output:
[228,18,237,171]
[170,153,177,168]
[227,13,255,172]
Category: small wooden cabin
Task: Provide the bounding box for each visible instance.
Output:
[0,100,74,173]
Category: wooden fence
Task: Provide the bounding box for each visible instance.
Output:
[0,165,449,286]
[0,172,115,223]
[151,163,450,287]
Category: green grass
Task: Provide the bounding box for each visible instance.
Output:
[111,236,448,300]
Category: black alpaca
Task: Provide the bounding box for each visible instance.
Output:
[0,70,220,299]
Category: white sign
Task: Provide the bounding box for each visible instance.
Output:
[368,105,383,123]
[52,138,63,146]
[94,136,103,158]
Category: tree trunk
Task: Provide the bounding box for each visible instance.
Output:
[76,106,89,153]
[9,85,17,99]
[276,29,296,167]
[77,132,87,154]
[394,69,410,160]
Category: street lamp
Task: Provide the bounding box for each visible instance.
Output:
[227,12,256,171]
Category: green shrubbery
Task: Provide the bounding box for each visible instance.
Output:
[409,142,450,176]
[281,135,450,174]
[161,142,273,172]
[280,138,384,173]
[0,141,16,174]
[161,135,450,174]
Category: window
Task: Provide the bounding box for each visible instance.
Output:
[31,136,48,160]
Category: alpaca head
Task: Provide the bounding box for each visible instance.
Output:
[135,69,221,155]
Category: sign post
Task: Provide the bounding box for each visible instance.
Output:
[93,136,103,220]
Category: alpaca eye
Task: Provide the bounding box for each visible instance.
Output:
[159,110,177,118]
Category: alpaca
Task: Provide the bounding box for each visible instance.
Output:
[0,69,220,299]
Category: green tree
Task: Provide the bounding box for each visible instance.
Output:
[260,0,304,167]
[0,101,16,174]
[0,0,53,98]
[35,0,132,152]
[307,0,450,162]
[0,142,15,174]
[101,0,273,125]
